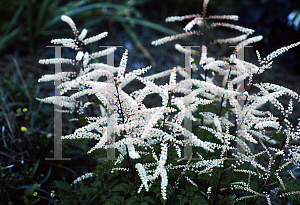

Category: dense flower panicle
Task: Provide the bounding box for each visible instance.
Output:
[230,182,262,196]
[249,130,277,144]
[135,163,149,192]
[78,29,88,41]
[38,8,300,202]
[39,58,76,65]
[87,132,108,154]
[174,44,200,55]
[254,121,281,130]
[151,31,202,46]
[82,52,89,68]
[212,34,248,44]
[117,49,128,82]
[76,51,84,61]
[38,72,77,82]
[209,23,255,34]
[72,172,94,185]
[213,116,222,133]
[89,46,117,60]
[83,32,108,45]
[84,63,119,73]
[200,45,207,66]
[127,143,141,159]
[150,1,300,202]
[235,35,263,53]
[202,0,210,14]
[233,169,258,176]
[51,38,77,49]
[264,41,300,63]
[158,143,168,167]
[36,96,76,110]
[203,60,229,74]
[165,14,201,22]
[61,15,78,37]
[184,17,204,31]
[207,15,239,21]
[160,166,168,200]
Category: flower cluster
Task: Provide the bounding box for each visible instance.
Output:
[38,13,219,200]
[38,0,300,203]
[71,172,94,185]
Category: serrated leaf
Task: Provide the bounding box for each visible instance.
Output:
[79,184,97,194]
[191,195,209,205]
[54,180,71,191]
[143,196,155,204]
[111,183,128,192]
[103,201,115,205]
[270,132,285,141]
[178,195,188,205]
[91,180,102,187]
[125,196,137,205]
[104,195,124,205]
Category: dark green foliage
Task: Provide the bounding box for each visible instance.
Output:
[0,69,56,204]
[52,154,222,204]
[218,194,236,205]
[270,132,285,142]
[54,180,71,192]
[0,0,178,55]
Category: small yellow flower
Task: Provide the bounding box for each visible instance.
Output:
[33,192,37,197]
[21,127,27,132]
[22,108,28,112]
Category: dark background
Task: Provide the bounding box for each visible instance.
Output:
[1,0,300,72]
[1,0,300,203]
[1,0,300,87]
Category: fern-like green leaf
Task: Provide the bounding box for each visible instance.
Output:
[111,182,129,192]
[125,196,138,205]
[142,196,155,204]
[54,180,71,191]
[104,196,125,205]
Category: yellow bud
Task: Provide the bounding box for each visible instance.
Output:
[33,192,37,197]
[22,108,28,112]
[21,127,27,132]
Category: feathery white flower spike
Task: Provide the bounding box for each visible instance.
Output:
[78,29,88,41]
[235,36,263,53]
[83,32,108,45]
[165,14,201,22]
[160,166,168,200]
[210,23,255,34]
[61,15,78,37]
[151,31,201,46]
[135,163,149,192]
[208,15,238,21]
[76,51,84,61]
